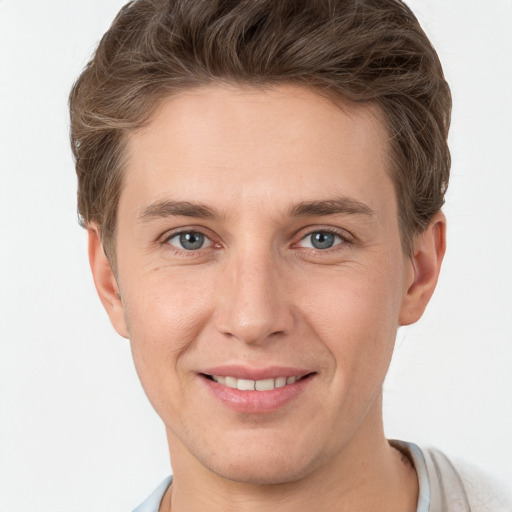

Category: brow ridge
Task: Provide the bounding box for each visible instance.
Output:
[138,196,374,223]
[289,197,375,217]
[138,200,218,221]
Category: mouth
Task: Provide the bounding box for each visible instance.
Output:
[200,370,315,413]
[202,373,311,391]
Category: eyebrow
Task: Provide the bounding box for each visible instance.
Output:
[137,196,375,223]
[138,200,219,222]
[289,197,375,217]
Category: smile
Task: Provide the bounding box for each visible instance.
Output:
[201,371,315,413]
[208,375,303,391]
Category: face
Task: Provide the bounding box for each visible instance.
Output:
[96,85,425,484]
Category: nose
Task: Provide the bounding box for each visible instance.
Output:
[214,248,295,345]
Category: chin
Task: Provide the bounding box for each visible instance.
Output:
[208,460,314,486]
[196,438,325,486]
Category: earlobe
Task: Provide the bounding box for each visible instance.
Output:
[399,212,446,326]
[87,225,129,338]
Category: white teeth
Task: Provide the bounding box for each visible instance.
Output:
[275,376,287,388]
[225,376,237,388]
[237,379,255,391]
[210,375,303,391]
[255,378,275,391]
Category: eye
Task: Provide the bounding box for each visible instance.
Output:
[166,231,212,251]
[298,230,344,250]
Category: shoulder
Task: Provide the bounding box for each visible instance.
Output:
[422,447,512,512]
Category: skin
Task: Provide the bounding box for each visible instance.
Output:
[89,85,445,511]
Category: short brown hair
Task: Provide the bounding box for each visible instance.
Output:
[69,0,451,259]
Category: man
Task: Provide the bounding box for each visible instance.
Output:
[69,0,510,511]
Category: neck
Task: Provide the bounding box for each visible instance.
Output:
[160,399,418,512]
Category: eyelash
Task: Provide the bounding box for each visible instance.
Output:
[160,228,218,256]
[159,227,354,255]
[294,228,352,251]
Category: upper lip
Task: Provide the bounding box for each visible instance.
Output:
[199,365,313,381]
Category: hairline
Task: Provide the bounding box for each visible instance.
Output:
[99,81,427,266]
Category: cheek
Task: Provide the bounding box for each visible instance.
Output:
[296,258,404,382]
[120,266,216,383]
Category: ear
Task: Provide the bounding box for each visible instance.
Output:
[87,225,129,338]
[399,212,446,326]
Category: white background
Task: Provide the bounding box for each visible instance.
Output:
[0,1,511,510]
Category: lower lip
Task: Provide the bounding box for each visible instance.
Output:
[201,375,313,413]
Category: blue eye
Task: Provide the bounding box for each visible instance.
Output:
[300,231,343,250]
[167,231,211,250]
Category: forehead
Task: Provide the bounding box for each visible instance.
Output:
[122,84,394,219]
